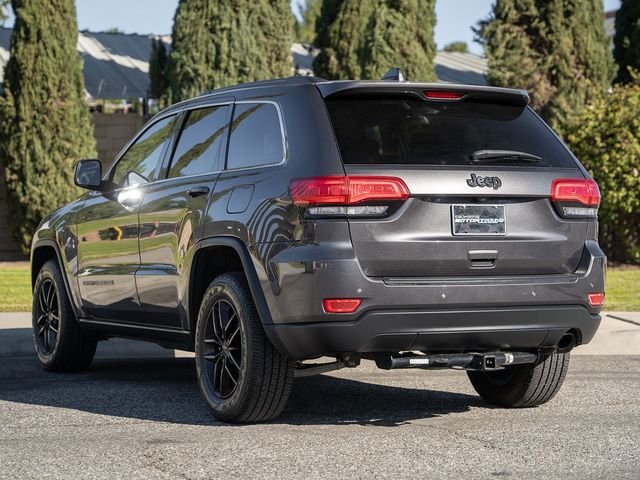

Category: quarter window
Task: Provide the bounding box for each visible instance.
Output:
[227,103,284,170]
[112,115,177,187]
[168,106,230,178]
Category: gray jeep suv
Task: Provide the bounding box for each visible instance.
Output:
[30,74,605,423]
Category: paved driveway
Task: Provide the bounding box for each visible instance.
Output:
[0,354,639,479]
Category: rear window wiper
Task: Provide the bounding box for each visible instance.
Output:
[470,150,543,164]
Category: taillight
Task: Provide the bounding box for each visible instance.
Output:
[289,176,409,217]
[424,90,465,100]
[323,298,362,313]
[550,179,600,218]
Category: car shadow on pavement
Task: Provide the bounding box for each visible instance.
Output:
[0,356,483,427]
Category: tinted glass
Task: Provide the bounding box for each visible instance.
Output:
[227,103,284,170]
[112,115,176,186]
[168,106,230,178]
[326,97,576,168]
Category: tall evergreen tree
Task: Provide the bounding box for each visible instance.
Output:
[166,0,293,104]
[295,0,323,44]
[148,37,168,99]
[313,0,436,81]
[477,0,613,133]
[614,0,640,84]
[0,0,96,254]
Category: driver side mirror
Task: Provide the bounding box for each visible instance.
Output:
[74,159,103,190]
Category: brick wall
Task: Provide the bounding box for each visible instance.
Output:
[0,113,145,260]
[92,112,146,168]
[0,167,25,260]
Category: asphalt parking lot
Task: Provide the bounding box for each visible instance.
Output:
[1,356,639,478]
[1,315,639,479]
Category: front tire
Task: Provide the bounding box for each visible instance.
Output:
[32,259,97,371]
[195,272,294,423]
[467,353,570,407]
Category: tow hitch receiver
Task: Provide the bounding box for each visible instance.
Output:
[374,352,538,371]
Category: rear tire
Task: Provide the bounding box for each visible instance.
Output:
[195,272,294,423]
[467,353,570,407]
[32,259,97,372]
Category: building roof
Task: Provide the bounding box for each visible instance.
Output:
[0,27,488,99]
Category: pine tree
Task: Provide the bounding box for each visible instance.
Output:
[313,0,436,82]
[364,0,436,81]
[477,0,613,133]
[148,37,168,99]
[0,0,96,254]
[296,0,323,44]
[166,0,293,104]
[614,0,640,84]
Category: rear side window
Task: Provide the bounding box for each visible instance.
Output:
[168,105,230,178]
[325,97,577,168]
[226,102,284,170]
[112,115,177,187]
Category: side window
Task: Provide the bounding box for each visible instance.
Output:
[111,115,177,187]
[168,105,230,178]
[227,103,284,170]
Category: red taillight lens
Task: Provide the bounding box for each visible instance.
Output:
[424,90,465,100]
[322,298,362,313]
[289,176,409,206]
[551,179,600,206]
[550,179,600,218]
[587,292,605,307]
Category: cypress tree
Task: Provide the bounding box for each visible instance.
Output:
[313,0,436,81]
[296,0,323,44]
[365,0,436,81]
[0,0,96,254]
[614,0,640,84]
[148,37,168,99]
[477,0,613,133]
[166,0,293,104]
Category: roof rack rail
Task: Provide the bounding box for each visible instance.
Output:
[381,68,406,82]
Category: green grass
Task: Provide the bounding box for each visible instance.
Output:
[604,267,640,311]
[0,263,638,313]
[0,264,31,312]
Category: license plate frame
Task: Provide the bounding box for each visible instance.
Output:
[451,204,506,236]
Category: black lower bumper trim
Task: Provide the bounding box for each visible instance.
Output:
[264,305,600,359]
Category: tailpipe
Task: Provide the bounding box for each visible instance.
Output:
[556,332,576,353]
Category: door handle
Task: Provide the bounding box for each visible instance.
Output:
[187,186,210,197]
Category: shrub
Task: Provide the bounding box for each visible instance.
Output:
[565,79,640,264]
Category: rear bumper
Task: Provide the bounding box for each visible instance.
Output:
[260,239,605,359]
[265,305,600,359]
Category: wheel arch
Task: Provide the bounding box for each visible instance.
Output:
[31,240,83,318]
[188,236,274,335]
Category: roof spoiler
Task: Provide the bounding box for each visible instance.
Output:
[318,82,530,106]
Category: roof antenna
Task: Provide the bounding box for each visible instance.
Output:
[381,68,406,82]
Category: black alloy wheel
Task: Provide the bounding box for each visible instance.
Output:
[35,278,60,355]
[202,299,243,399]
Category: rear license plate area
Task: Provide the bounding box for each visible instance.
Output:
[451,204,506,236]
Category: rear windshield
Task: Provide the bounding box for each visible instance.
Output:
[325,96,577,168]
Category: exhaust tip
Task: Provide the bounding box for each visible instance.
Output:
[557,332,576,353]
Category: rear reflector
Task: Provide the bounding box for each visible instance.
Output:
[587,293,605,307]
[323,298,362,314]
[424,90,465,100]
[289,176,409,206]
[550,179,600,218]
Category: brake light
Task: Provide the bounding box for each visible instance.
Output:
[424,90,465,100]
[323,298,362,313]
[550,179,600,218]
[289,176,409,206]
[587,292,605,307]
